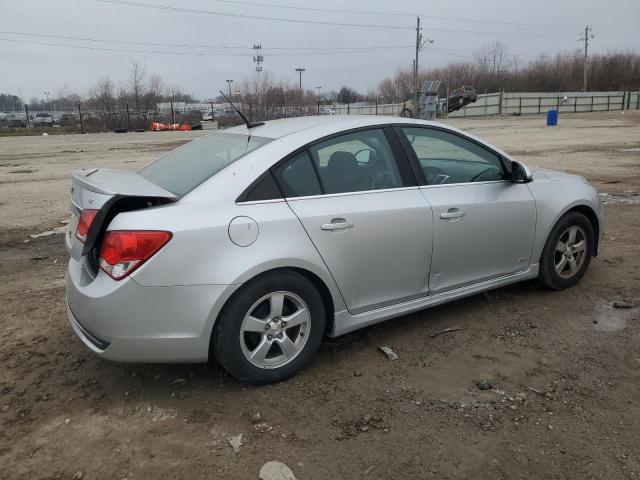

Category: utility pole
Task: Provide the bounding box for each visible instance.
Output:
[580,26,594,92]
[226,79,233,98]
[413,17,434,118]
[295,68,305,92]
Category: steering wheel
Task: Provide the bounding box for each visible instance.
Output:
[469,167,498,183]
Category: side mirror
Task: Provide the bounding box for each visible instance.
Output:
[511,161,533,183]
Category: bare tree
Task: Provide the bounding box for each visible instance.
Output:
[128,60,146,116]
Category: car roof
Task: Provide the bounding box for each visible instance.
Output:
[225,115,445,140]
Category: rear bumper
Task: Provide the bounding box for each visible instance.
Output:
[66,258,237,362]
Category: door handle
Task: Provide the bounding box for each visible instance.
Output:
[321,220,354,231]
[440,209,465,220]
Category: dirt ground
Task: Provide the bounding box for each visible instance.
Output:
[1,112,639,479]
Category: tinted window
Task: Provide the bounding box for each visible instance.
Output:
[400,127,504,185]
[139,133,271,195]
[273,151,321,198]
[309,129,404,194]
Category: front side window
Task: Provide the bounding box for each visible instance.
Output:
[308,129,405,194]
[399,127,505,185]
[139,132,271,195]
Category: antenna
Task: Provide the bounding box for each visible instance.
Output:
[253,44,264,73]
[218,90,264,129]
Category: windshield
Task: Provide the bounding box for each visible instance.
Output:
[138,132,272,195]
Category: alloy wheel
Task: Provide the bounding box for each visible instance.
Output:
[239,291,311,369]
[554,226,588,279]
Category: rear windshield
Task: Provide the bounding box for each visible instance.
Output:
[138,132,271,195]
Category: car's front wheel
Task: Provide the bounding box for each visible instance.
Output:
[213,270,326,384]
[538,211,594,290]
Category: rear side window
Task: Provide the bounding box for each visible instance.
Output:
[273,151,321,198]
[139,133,271,195]
[308,129,406,194]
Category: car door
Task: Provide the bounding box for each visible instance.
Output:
[396,126,536,294]
[273,127,433,314]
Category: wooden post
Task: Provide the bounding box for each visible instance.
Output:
[518,97,522,115]
[591,96,594,112]
[24,104,31,135]
[538,97,541,114]
[607,95,610,111]
[78,103,84,134]
[574,96,578,112]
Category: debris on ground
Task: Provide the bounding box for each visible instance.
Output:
[378,346,398,361]
[259,461,297,480]
[612,301,635,309]
[364,464,376,475]
[171,378,187,388]
[29,226,67,238]
[430,327,464,338]
[477,379,492,391]
[228,433,243,454]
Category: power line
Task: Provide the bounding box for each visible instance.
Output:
[0,30,412,51]
[92,0,607,39]
[0,37,411,56]
[94,0,412,30]
[203,0,620,29]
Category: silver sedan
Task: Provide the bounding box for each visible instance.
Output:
[65,116,603,383]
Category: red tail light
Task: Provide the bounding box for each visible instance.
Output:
[99,230,172,280]
[75,209,99,243]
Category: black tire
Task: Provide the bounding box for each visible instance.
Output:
[212,270,326,384]
[538,211,594,290]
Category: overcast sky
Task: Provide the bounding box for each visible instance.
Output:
[2,0,639,101]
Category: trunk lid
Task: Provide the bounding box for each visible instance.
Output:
[67,168,176,262]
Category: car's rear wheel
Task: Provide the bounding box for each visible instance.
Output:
[213,270,326,384]
[538,211,594,290]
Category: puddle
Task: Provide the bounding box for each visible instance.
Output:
[593,302,637,332]
[600,192,640,205]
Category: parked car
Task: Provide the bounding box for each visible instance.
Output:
[447,85,478,113]
[33,112,54,127]
[65,116,602,384]
[7,113,28,127]
[59,112,76,127]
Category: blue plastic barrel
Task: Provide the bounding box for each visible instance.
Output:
[546,109,558,126]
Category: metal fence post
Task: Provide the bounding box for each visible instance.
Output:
[375,95,378,115]
[591,96,594,112]
[347,102,350,114]
[574,96,578,112]
[518,97,522,115]
[538,97,541,114]
[607,95,610,111]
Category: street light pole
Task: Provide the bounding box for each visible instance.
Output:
[295,68,305,92]
[225,79,233,98]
